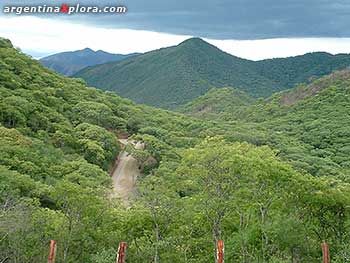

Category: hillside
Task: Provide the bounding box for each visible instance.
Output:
[75,38,350,109]
[254,52,350,89]
[40,48,140,76]
[183,70,350,177]
[243,70,350,177]
[2,37,350,262]
[0,37,210,262]
[74,38,277,109]
[179,87,253,119]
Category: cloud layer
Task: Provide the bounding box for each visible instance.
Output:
[2,0,350,39]
[2,17,350,60]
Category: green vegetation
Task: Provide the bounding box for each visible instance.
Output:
[74,38,275,109]
[253,52,350,89]
[2,36,350,262]
[183,70,350,178]
[75,38,350,109]
[179,87,253,119]
[0,37,207,262]
[40,48,140,76]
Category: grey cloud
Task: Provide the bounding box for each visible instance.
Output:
[2,0,350,39]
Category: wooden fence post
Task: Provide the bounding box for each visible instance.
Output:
[217,240,224,263]
[116,242,127,263]
[322,241,330,263]
[48,240,57,263]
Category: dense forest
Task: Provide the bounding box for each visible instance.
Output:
[1,37,350,263]
[179,87,253,119]
[182,71,350,179]
[74,38,350,109]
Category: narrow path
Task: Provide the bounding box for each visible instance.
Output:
[111,140,144,202]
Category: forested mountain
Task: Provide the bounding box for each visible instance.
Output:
[241,70,350,178]
[75,38,275,109]
[40,48,140,76]
[0,36,211,262]
[253,52,350,89]
[75,38,350,109]
[182,70,350,177]
[179,87,253,119]
[2,36,350,262]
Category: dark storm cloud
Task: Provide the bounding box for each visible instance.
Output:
[2,0,350,39]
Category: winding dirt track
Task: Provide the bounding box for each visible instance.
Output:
[111,140,144,202]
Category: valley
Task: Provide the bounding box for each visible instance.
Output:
[1,36,350,262]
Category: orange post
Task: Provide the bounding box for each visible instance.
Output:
[117,242,127,263]
[322,241,330,263]
[48,240,57,263]
[217,240,224,263]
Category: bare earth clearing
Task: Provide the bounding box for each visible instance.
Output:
[111,140,144,202]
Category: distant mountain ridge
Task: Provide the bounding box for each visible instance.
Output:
[74,38,350,109]
[74,38,276,109]
[252,51,350,89]
[40,48,140,76]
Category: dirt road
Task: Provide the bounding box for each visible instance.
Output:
[111,140,144,202]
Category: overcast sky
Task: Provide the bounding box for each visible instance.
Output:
[1,0,350,59]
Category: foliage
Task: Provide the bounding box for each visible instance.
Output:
[75,38,350,109]
[183,71,350,178]
[0,38,209,262]
[1,38,350,263]
[179,87,253,119]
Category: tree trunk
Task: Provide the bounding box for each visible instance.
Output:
[154,223,160,263]
[239,212,246,263]
[260,206,267,261]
